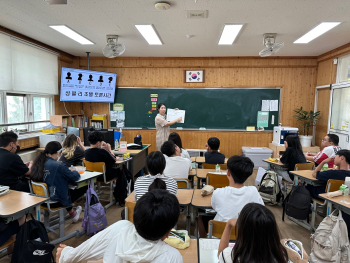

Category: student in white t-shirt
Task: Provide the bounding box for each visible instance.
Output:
[56,190,183,263]
[161,140,192,179]
[305,133,341,168]
[168,132,191,160]
[218,203,289,263]
[198,155,264,238]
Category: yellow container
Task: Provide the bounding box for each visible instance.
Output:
[92,116,107,120]
[42,127,61,133]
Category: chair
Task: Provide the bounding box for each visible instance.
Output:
[83,160,115,209]
[202,163,227,170]
[175,179,190,189]
[311,179,344,229]
[208,220,236,240]
[125,201,136,223]
[31,181,78,245]
[0,237,15,251]
[295,162,315,170]
[206,172,229,189]
[282,162,316,197]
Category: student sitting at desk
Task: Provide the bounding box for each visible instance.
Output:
[198,155,264,238]
[31,141,84,223]
[168,132,191,160]
[84,131,117,182]
[218,203,289,263]
[204,137,225,164]
[0,131,32,193]
[278,135,307,183]
[307,149,350,201]
[60,134,86,167]
[161,140,192,179]
[134,151,177,201]
[56,190,183,263]
[305,134,341,168]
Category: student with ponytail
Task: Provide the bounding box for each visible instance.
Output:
[134,151,177,201]
[31,141,85,223]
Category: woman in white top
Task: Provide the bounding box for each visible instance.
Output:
[168,132,191,160]
[155,103,182,151]
[218,203,288,263]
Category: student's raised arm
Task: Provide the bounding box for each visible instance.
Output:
[312,157,334,178]
[217,218,237,258]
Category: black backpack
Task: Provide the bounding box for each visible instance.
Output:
[282,185,311,222]
[113,164,134,206]
[11,214,55,263]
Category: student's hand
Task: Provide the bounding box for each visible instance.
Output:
[77,136,82,145]
[56,244,67,262]
[25,161,33,167]
[106,143,112,151]
[177,117,182,122]
[174,108,179,110]
[101,141,107,148]
[69,167,76,171]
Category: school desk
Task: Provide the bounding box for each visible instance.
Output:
[199,238,221,263]
[262,158,288,170]
[113,144,151,177]
[319,193,350,217]
[70,171,103,189]
[180,239,198,263]
[0,190,48,223]
[191,156,228,164]
[189,169,227,189]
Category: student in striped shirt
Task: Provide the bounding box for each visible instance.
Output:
[134,151,178,201]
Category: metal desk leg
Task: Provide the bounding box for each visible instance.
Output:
[186,206,191,233]
[294,175,299,186]
[327,200,333,216]
[36,205,41,222]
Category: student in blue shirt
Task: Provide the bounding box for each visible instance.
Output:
[31,141,85,223]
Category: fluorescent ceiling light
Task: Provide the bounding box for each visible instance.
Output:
[49,25,94,45]
[135,25,162,45]
[218,24,243,45]
[294,22,341,44]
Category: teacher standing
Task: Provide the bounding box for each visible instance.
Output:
[155,103,182,151]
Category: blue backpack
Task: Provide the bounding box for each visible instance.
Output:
[82,184,108,236]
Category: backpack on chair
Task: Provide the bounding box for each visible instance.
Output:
[258,171,283,205]
[309,210,350,263]
[282,185,311,222]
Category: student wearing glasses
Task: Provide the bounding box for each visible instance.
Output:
[305,134,341,168]
[161,140,192,179]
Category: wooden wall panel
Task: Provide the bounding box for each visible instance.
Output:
[122,129,273,157]
[315,88,331,147]
[55,56,318,151]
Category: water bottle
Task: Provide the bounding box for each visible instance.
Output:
[322,163,328,171]
[115,139,119,150]
[287,241,302,256]
[215,164,220,173]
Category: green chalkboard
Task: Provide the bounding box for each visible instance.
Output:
[110,88,280,130]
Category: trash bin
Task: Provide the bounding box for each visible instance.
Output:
[242,147,273,169]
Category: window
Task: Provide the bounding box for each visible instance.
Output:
[6,94,27,131]
[33,96,52,130]
[337,55,350,83]
[330,87,350,132]
[1,93,53,133]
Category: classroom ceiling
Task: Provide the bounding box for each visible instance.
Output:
[1,0,350,57]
